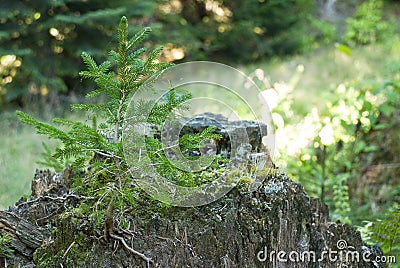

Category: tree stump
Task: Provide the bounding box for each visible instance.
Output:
[0,115,385,267]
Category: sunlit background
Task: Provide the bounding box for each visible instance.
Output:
[0,0,399,257]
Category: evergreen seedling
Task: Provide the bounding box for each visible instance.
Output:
[17,16,223,191]
[16,16,227,264]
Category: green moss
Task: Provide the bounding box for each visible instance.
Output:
[33,213,92,267]
[0,233,13,258]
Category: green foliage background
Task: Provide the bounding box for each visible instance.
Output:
[0,0,157,106]
[0,0,320,107]
[155,0,315,62]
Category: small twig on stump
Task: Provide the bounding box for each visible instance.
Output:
[109,233,153,266]
[16,194,95,207]
[103,196,153,266]
[62,241,76,259]
[181,227,188,245]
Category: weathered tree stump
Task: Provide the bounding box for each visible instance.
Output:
[0,116,385,267]
[180,112,268,156]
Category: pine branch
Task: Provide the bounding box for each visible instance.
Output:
[126,27,152,51]
[16,111,71,142]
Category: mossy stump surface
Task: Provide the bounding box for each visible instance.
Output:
[0,168,385,267]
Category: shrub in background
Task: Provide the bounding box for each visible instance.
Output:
[343,0,390,45]
[255,59,400,225]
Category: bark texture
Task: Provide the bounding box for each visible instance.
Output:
[0,169,385,267]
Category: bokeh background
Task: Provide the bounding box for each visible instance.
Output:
[0,0,399,257]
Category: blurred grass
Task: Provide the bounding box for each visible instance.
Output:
[0,112,47,209]
[0,37,399,209]
[0,110,78,210]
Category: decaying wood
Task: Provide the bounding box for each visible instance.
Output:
[0,211,49,259]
